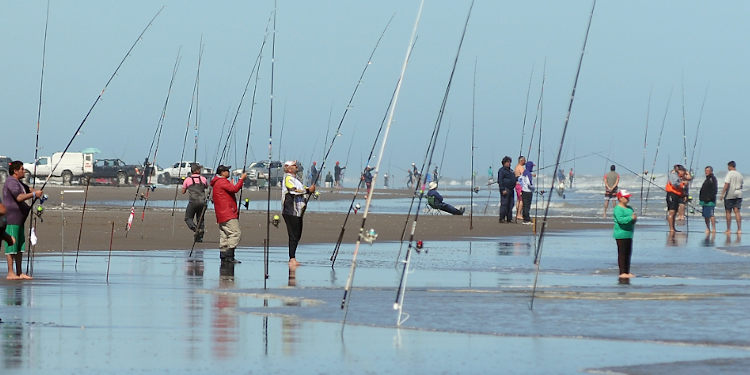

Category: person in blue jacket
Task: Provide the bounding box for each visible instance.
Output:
[497,156,516,223]
[427,182,464,215]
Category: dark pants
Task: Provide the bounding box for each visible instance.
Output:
[616,238,633,275]
[521,191,533,222]
[185,201,206,237]
[437,202,462,215]
[283,214,304,259]
[499,189,514,222]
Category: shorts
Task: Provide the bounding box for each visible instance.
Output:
[666,192,682,211]
[605,187,618,198]
[4,224,25,255]
[515,183,522,200]
[725,198,743,211]
[701,206,715,218]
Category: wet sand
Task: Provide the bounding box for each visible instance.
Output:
[31,185,611,252]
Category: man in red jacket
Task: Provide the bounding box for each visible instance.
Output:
[210,165,247,263]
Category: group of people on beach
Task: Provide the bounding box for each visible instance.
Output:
[608,160,744,280]
[496,155,537,225]
[180,160,314,269]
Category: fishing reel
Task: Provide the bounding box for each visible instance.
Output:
[312,191,321,200]
[272,214,280,227]
[243,198,250,209]
[35,205,44,223]
[39,194,48,204]
[473,186,480,194]
[361,228,378,244]
[148,184,157,192]
[415,240,428,254]
[354,203,361,214]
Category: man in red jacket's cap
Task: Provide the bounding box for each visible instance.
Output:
[210,165,247,263]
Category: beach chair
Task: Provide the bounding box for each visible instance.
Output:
[423,195,443,215]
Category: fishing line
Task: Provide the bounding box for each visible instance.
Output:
[639,88,652,216]
[518,65,534,159]
[526,58,546,159]
[530,0,597,311]
[470,58,477,230]
[643,88,673,214]
[264,0,278,288]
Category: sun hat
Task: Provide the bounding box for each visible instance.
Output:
[428,181,438,190]
[617,189,632,199]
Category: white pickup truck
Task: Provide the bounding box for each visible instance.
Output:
[24,152,94,185]
[158,161,213,184]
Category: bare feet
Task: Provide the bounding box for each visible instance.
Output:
[618,273,634,279]
[19,274,32,280]
[288,258,300,267]
[705,229,710,234]
[725,230,731,234]
[737,230,742,235]
[6,273,22,280]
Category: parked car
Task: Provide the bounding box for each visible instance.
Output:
[85,158,141,186]
[242,160,284,187]
[0,156,11,184]
[24,152,94,185]
[158,161,213,184]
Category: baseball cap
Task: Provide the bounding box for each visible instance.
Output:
[284,160,297,167]
[617,189,632,199]
[216,165,231,174]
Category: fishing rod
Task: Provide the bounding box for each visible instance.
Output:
[437,121,451,181]
[340,0,423,326]
[526,58,547,159]
[264,0,277,288]
[25,0,50,275]
[171,37,203,230]
[639,89,652,216]
[300,13,395,216]
[470,58,476,230]
[74,177,90,270]
[37,7,163,195]
[530,0,596,311]
[329,72,404,266]
[532,71,545,237]
[277,102,286,160]
[518,65,534,159]
[394,0,475,326]
[193,38,202,163]
[680,80,690,233]
[535,151,601,172]
[134,51,181,239]
[643,88,672,214]
[238,14,273,216]
[687,86,708,173]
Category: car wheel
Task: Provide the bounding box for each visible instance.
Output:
[116,172,128,186]
[0,170,7,184]
[62,170,73,186]
[157,173,166,185]
[81,175,91,186]
[163,173,172,184]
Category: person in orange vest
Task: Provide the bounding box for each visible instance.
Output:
[666,164,692,233]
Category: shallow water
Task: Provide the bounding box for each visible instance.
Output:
[2,223,750,373]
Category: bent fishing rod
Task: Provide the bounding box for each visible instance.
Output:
[26,0,50,275]
[526,58,546,159]
[639,88,652,216]
[263,1,277,288]
[530,0,596,311]
[643,88,672,214]
[340,0,423,326]
[394,0,475,326]
[299,13,395,217]
[126,49,181,237]
[518,65,534,159]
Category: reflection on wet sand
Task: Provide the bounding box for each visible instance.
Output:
[496,241,531,256]
[282,264,301,355]
[702,233,716,247]
[185,251,204,359]
[213,262,237,359]
[3,287,24,369]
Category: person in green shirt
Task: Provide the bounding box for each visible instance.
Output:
[613,189,636,279]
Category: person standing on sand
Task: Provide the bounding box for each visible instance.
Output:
[362,166,374,193]
[282,161,315,267]
[720,160,743,234]
[182,164,208,242]
[699,166,718,234]
[603,165,620,218]
[569,168,574,188]
[497,156,515,223]
[3,161,41,280]
[666,164,692,233]
[514,156,526,221]
[519,160,535,224]
[613,189,636,279]
[210,165,247,264]
[334,161,345,188]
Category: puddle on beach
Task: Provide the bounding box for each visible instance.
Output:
[2,225,750,373]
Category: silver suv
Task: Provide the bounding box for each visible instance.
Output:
[243,160,284,187]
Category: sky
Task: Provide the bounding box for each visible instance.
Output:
[2,0,750,181]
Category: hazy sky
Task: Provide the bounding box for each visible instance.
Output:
[2,0,749,180]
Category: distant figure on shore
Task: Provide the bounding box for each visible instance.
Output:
[514,156,527,222]
[310,161,319,185]
[518,160,535,224]
[612,189,636,279]
[334,161,345,188]
[665,164,692,233]
[181,164,208,242]
[720,160,743,234]
[569,168,575,188]
[282,160,315,267]
[498,156,515,223]
[383,172,390,188]
[210,164,246,264]
[362,166,374,193]
[603,165,620,218]
[427,182,464,215]
[433,166,439,184]
[412,163,421,186]
[699,166,718,234]
[407,163,415,189]
[3,161,41,280]
[488,165,493,182]
[325,171,334,189]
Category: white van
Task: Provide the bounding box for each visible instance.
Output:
[24,152,94,185]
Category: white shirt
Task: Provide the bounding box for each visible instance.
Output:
[724,170,744,199]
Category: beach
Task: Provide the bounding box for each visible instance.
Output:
[31,185,611,253]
